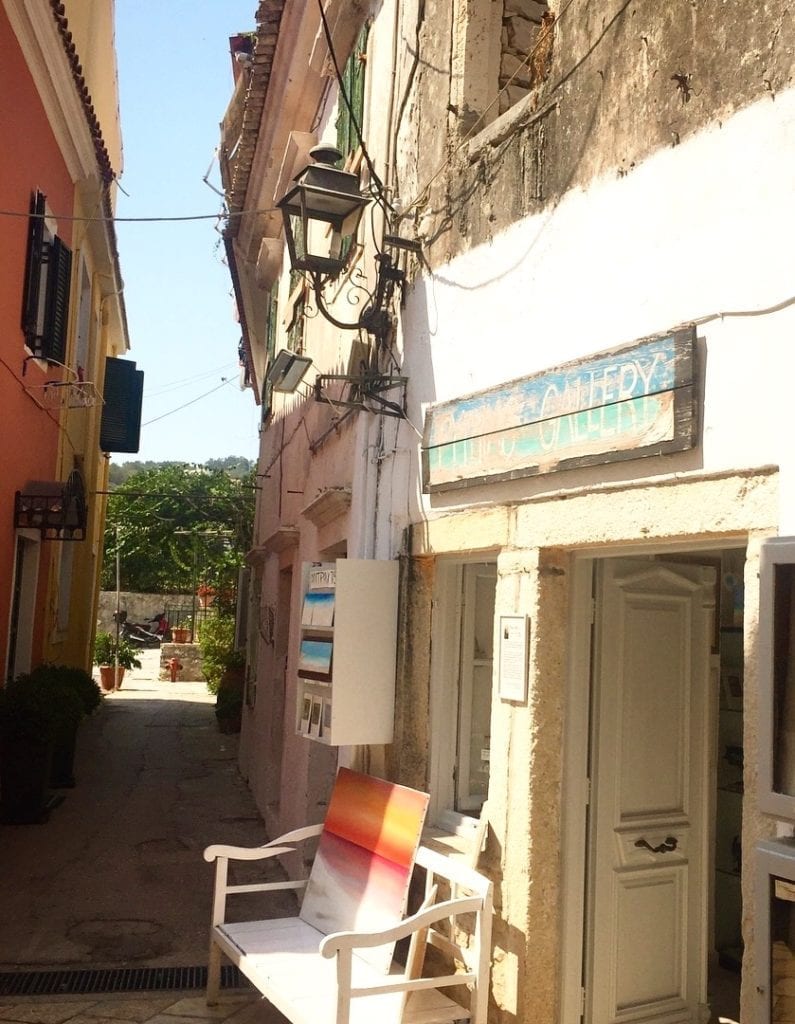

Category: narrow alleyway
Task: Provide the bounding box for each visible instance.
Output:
[0,651,288,1024]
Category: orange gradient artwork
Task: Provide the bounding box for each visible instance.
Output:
[300,768,429,972]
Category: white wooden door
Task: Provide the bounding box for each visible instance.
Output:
[587,559,715,1024]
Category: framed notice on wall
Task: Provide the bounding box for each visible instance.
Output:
[499,615,529,703]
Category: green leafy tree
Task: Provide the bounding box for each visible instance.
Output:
[101,465,255,595]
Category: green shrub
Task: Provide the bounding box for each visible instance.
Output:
[198,614,241,694]
[93,631,142,670]
[0,672,82,743]
[29,664,101,715]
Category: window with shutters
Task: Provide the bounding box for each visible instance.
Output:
[21,191,73,363]
[332,24,369,270]
[262,287,279,422]
[335,23,369,163]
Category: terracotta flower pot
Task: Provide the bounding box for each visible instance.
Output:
[172,628,190,643]
[99,666,125,692]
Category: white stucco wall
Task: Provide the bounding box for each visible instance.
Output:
[396,86,795,532]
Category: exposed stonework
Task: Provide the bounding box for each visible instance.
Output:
[405,0,795,265]
[498,0,550,114]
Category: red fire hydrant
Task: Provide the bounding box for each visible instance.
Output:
[167,657,183,682]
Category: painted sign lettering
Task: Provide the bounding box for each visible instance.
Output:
[422,328,697,492]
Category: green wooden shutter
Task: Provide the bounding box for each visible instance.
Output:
[335,23,369,162]
[20,189,73,362]
[100,357,144,453]
[262,290,279,420]
[21,191,45,345]
[43,235,72,363]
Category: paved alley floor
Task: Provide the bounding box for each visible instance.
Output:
[0,650,289,1024]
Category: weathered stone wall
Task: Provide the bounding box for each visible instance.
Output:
[403,0,795,261]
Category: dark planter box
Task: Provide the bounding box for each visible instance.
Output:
[0,737,53,824]
[50,720,79,788]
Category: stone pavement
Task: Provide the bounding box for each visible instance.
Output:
[0,650,289,1024]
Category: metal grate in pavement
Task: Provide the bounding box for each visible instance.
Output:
[0,964,250,996]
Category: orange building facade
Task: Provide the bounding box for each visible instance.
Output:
[0,0,132,681]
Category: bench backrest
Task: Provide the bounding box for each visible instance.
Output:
[300,767,429,971]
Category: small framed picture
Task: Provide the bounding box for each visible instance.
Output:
[309,696,323,738]
[299,694,312,734]
[322,699,333,736]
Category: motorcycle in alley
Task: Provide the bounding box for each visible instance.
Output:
[113,610,165,648]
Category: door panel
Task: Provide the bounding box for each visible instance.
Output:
[588,559,715,1024]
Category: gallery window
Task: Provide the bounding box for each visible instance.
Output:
[430,560,497,827]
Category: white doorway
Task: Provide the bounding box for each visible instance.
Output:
[587,558,715,1023]
[563,550,744,1024]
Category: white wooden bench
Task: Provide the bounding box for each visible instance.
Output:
[204,771,493,1024]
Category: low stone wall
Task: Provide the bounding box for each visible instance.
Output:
[97,592,195,633]
[159,642,205,683]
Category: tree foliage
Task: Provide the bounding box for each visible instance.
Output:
[108,457,254,487]
[101,464,255,595]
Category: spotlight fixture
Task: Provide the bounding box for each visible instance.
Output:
[267,349,313,393]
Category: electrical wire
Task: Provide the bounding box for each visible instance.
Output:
[0,206,276,223]
[145,361,239,398]
[141,377,237,427]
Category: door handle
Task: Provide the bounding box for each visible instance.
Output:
[635,836,678,854]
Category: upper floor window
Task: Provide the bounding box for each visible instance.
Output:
[21,191,72,363]
[262,287,279,421]
[451,0,553,135]
[335,22,369,163]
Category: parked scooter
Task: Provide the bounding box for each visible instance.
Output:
[113,610,162,648]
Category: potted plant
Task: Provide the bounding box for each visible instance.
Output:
[93,631,142,692]
[215,680,244,734]
[0,675,58,823]
[197,583,216,609]
[27,665,99,787]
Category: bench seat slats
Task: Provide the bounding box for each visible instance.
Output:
[213,919,469,1024]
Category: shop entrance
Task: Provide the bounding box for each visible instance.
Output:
[569,549,745,1024]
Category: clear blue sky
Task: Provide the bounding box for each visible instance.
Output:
[114,0,259,465]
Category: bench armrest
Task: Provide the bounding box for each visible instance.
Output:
[319,894,484,957]
[204,823,324,863]
[207,822,324,926]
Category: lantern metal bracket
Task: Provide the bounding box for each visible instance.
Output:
[314,372,408,418]
[309,247,407,345]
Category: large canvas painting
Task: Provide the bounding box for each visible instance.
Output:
[300,768,429,971]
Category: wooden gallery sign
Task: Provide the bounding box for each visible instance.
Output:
[422,327,697,492]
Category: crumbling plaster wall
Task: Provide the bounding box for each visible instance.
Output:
[400,0,794,262]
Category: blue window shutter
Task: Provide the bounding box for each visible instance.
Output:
[100,357,144,453]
